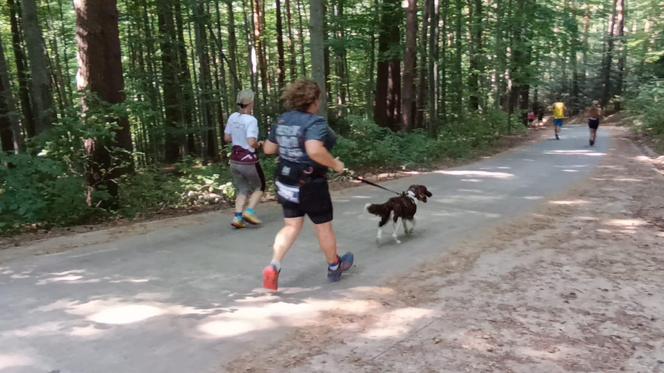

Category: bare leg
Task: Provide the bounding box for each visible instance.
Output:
[234,194,247,213]
[247,190,263,210]
[272,217,305,262]
[313,221,340,264]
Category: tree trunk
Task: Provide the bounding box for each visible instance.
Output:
[193,1,217,161]
[295,0,307,77]
[74,0,133,208]
[253,0,269,114]
[401,0,417,131]
[310,0,327,118]
[7,0,36,138]
[0,39,23,153]
[374,0,402,130]
[614,0,626,110]
[174,0,196,156]
[467,0,483,111]
[226,0,240,96]
[158,0,184,162]
[416,0,431,128]
[275,0,286,90]
[22,0,54,134]
[427,0,440,134]
[453,0,463,117]
[284,0,297,80]
[600,0,618,107]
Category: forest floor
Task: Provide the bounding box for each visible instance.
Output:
[226,121,664,372]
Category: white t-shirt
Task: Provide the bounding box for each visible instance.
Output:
[224,112,259,152]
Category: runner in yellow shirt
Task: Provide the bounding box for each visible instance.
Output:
[552,101,567,140]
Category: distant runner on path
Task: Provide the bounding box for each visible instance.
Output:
[552,100,567,140]
[586,100,603,147]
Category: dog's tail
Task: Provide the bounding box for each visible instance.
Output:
[365,202,391,217]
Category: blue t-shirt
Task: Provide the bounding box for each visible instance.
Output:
[268,111,337,169]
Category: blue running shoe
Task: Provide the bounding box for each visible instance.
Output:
[327,252,354,282]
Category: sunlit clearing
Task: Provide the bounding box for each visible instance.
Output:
[604,219,647,227]
[544,150,606,156]
[197,298,379,339]
[523,196,543,200]
[0,354,33,370]
[436,170,514,179]
[561,169,580,173]
[89,305,165,325]
[549,199,589,206]
[362,307,435,339]
[461,178,483,183]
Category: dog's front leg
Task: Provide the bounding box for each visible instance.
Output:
[376,227,383,244]
[392,219,402,244]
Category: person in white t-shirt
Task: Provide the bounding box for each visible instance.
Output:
[224,90,265,229]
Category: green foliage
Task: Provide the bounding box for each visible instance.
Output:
[0,153,97,233]
[626,80,664,150]
[333,112,523,171]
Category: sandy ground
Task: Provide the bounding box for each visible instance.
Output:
[226,125,664,372]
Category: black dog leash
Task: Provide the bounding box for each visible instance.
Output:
[353,176,401,195]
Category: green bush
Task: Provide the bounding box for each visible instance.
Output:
[333,111,521,171]
[0,154,97,232]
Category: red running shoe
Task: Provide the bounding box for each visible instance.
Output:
[263,264,280,291]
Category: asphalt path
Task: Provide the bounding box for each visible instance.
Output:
[0,124,609,373]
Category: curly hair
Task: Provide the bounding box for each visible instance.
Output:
[281,79,321,112]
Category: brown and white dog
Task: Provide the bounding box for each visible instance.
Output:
[365,185,432,244]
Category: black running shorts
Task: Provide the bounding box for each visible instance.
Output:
[278,178,333,224]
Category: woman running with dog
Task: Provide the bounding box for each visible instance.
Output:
[261,79,353,291]
[224,89,265,229]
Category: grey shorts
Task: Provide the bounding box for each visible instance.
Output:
[231,162,266,196]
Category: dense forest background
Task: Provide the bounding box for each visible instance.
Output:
[0,0,662,232]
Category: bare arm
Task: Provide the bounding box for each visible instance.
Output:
[263,139,279,155]
[247,137,263,149]
[305,140,344,173]
[224,134,232,143]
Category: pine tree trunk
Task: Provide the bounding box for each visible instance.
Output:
[0,39,23,153]
[401,0,417,131]
[275,0,286,90]
[374,0,402,129]
[22,0,54,134]
[7,0,36,138]
[74,0,133,208]
[310,0,327,118]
